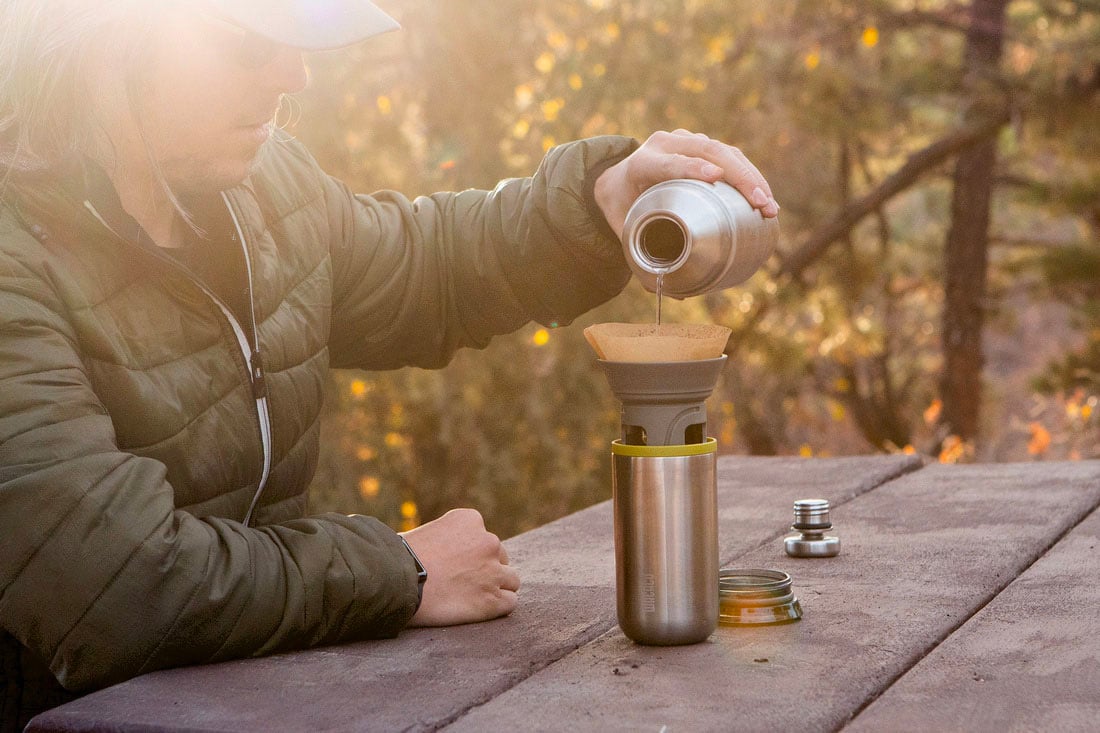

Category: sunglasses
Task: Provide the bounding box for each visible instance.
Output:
[198,11,286,69]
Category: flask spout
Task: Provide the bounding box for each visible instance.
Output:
[636,216,688,271]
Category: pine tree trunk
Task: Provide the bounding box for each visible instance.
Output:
[939,0,1009,441]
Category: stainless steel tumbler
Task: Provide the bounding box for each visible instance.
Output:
[612,438,719,645]
[621,179,778,298]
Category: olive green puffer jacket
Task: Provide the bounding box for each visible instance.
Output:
[0,134,636,713]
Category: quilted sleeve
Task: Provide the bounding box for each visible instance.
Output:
[323,135,638,369]
[0,246,421,691]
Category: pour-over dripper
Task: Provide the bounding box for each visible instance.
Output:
[597,356,727,446]
[583,322,730,362]
[585,322,730,446]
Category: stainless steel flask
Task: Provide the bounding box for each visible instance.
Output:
[621,179,778,298]
[612,439,719,645]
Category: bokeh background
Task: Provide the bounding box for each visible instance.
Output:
[286,0,1100,538]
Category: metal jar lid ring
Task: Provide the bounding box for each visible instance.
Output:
[718,568,802,626]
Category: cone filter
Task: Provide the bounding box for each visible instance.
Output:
[584,323,731,362]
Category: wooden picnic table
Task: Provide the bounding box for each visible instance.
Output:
[28,455,1100,732]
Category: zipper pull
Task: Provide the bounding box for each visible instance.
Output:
[250,349,267,399]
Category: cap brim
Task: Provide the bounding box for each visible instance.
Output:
[209,0,400,51]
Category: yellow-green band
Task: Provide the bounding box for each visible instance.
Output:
[611,437,718,457]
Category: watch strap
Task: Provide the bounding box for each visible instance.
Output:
[399,536,428,610]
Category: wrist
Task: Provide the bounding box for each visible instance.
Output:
[585,155,631,243]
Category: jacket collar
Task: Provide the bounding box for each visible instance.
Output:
[75,159,154,249]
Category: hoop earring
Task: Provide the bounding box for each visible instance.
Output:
[274,94,301,134]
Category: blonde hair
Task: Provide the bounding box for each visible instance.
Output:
[0,0,158,185]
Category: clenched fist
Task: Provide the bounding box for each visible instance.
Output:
[401,508,520,627]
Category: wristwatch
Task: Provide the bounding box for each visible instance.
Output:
[399,536,428,610]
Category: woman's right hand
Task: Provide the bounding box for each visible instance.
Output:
[401,508,520,627]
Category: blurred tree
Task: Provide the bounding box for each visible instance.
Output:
[940,0,1009,442]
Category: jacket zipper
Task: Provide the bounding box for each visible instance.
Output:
[83,198,274,527]
[221,192,273,527]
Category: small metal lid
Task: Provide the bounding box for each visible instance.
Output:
[718,568,802,626]
[785,498,841,558]
[791,498,832,530]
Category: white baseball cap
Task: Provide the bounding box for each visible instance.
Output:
[207,0,400,51]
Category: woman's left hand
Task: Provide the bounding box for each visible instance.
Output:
[594,129,780,240]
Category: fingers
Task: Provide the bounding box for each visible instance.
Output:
[465,556,519,621]
[474,554,520,620]
[493,588,519,619]
[491,560,520,614]
[494,535,519,595]
[593,127,779,239]
[642,130,780,218]
[499,564,520,593]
